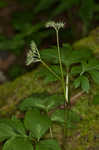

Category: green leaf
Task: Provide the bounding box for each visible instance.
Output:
[81,58,99,74]
[79,0,94,27]
[34,65,65,84]
[34,0,56,14]
[73,77,81,88]
[11,116,26,136]
[51,109,80,127]
[71,66,82,75]
[24,109,52,140]
[89,70,99,84]
[36,139,61,150]
[52,0,80,17]
[73,75,90,92]
[40,44,92,67]
[93,95,99,105]
[0,118,26,142]
[51,110,65,124]
[3,137,33,150]
[80,75,90,93]
[19,94,64,112]
[0,123,16,142]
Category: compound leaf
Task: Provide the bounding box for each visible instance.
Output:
[0,123,16,142]
[51,109,80,127]
[71,66,82,75]
[40,44,92,67]
[24,109,52,140]
[3,137,33,150]
[89,70,99,84]
[19,94,64,112]
[80,75,90,93]
[36,139,61,150]
[73,77,81,88]
[73,75,90,92]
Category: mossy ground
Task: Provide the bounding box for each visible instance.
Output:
[0,67,99,150]
[45,95,99,150]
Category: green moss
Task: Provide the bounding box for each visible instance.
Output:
[73,27,99,54]
[0,68,47,113]
[45,95,99,150]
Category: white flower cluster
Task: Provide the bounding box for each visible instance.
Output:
[26,41,41,65]
[45,21,65,31]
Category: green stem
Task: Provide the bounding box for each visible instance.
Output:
[63,68,70,142]
[49,127,53,138]
[41,60,61,80]
[65,69,69,103]
[46,110,53,138]
[56,30,65,97]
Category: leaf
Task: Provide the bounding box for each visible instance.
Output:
[40,44,92,67]
[0,118,26,142]
[89,70,99,84]
[0,123,16,142]
[11,116,26,136]
[34,65,65,84]
[51,109,80,128]
[93,95,99,105]
[73,75,90,92]
[73,77,81,88]
[80,75,90,93]
[36,139,61,150]
[3,137,33,150]
[71,66,82,75]
[24,109,52,140]
[34,0,57,14]
[51,110,65,124]
[79,0,94,27]
[40,46,59,64]
[81,58,99,74]
[52,0,80,17]
[19,94,64,112]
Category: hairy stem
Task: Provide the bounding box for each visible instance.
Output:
[41,60,61,80]
[56,30,65,97]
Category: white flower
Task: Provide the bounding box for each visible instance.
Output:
[45,21,65,31]
[26,41,41,65]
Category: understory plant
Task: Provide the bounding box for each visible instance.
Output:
[0,21,99,150]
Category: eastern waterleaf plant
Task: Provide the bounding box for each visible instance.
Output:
[0,109,61,150]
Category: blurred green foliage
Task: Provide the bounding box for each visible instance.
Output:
[0,0,8,8]
[0,0,98,55]
[8,64,25,79]
[0,0,99,80]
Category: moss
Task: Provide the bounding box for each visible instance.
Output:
[0,68,47,114]
[73,27,99,54]
[45,95,99,150]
